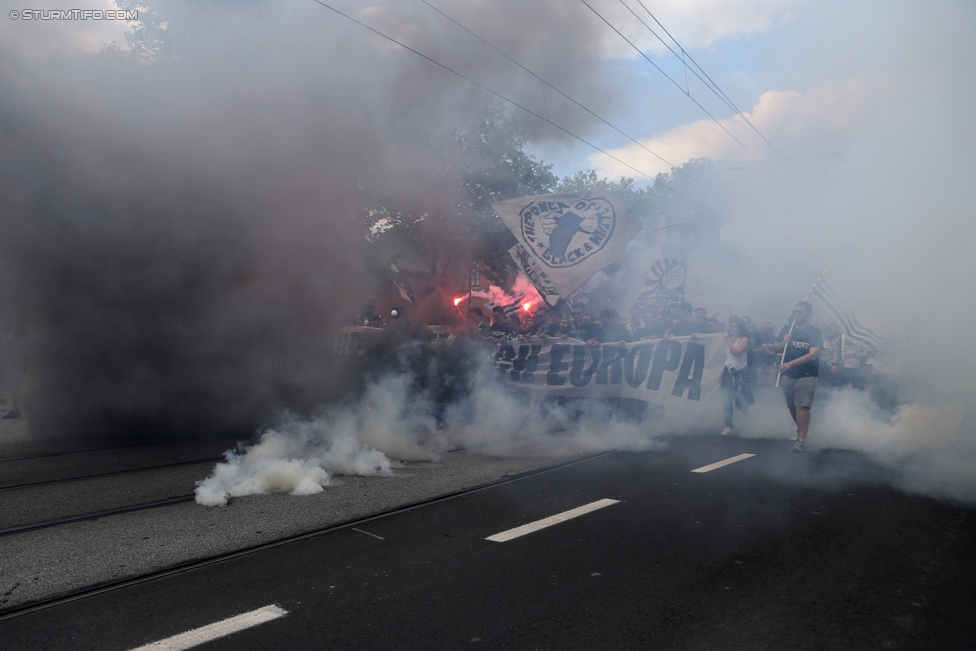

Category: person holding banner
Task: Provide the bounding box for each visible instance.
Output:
[720,317,755,436]
[771,301,823,453]
[566,304,599,342]
[667,303,707,337]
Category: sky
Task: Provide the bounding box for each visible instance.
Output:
[2,0,970,187]
[526,0,972,181]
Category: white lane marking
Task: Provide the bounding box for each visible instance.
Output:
[485,498,619,543]
[128,604,287,651]
[691,453,755,473]
[352,527,384,540]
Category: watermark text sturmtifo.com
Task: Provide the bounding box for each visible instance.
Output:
[9,9,138,20]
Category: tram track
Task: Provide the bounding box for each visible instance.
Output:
[0,450,618,621]
[0,457,224,492]
[0,442,157,464]
[0,495,196,537]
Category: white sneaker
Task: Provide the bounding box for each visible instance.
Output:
[720,426,733,436]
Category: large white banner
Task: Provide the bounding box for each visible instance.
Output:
[492,193,642,300]
[332,328,726,419]
[490,333,726,416]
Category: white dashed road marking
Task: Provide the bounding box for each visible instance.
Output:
[691,453,755,473]
[128,604,287,651]
[485,498,619,542]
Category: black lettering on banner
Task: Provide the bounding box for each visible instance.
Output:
[517,344,542,383]
[570,345,601,387]
[596,345,628,385]
[510,344,528,381]
[495,345,516,375]
[547,344,570,385]
[623,344,654,388]
[671,342,705,400]
[646,340,682,391]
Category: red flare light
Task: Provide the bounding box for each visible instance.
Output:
[454,297,463,306]
[523,302,531,312]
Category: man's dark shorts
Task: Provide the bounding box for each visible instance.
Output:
[781,375,817,409]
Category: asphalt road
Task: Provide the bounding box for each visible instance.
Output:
[2,435,974,650]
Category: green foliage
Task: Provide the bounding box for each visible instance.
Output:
[366,113,730,285]
[364,106,558,284]
[556,170,655,224]
[646,158,724,257]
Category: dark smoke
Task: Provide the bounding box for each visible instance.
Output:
[0,1,619,442]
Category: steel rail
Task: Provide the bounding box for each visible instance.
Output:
[0,449,619,621]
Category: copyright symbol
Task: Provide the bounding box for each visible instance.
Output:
[9,10,19,19]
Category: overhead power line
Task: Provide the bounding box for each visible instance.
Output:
[417,0,751,219]
[579,0,800,198]
[626,0,810,189]
[308,0,735,222]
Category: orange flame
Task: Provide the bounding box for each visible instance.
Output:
[523,302,531,312]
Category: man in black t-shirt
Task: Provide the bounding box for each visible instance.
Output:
[770,301,823,453]
[530,307,562,337]
[668,302,707,337]
[566,304,599,341]
[488,306,512,341]
[589,309,632,345]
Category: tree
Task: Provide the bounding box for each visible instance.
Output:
[363,106,559,285]
[556,170,656,225]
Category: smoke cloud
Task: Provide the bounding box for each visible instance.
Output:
[195,347,665,506]
[0,0,622,441]
[3,1,975,505]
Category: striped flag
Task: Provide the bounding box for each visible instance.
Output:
[634,259,686,313]
[811,278,884,351]
[482,291,525,318]
[389,263,414,304]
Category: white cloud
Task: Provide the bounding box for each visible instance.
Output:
[589,76,886,178]
[588,0,809,58]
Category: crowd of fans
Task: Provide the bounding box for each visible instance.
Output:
[458,300,879,389]
[349,296,897,450]
[468,299,897,445]
[353,300,884,391]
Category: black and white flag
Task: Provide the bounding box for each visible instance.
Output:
[492,193,642,301]
[811,278,884,351]
[635,259,686,314]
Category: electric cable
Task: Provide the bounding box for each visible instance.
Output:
[309,0,733,222]
[416,0,752,218]
[580,0,800,198]
[627,0,810,188]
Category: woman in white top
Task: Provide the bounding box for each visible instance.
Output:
[721,317,755,436]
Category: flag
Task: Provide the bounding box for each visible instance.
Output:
[634,259,686,314]
[492,192,641,300]
[482,291,525,317]
[388,263,414,304]
[506,241,561,307]
[811,278,884,351]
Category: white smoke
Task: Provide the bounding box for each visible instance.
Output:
[197,333,976,507]
[472,275,545,312]
[194,421,396,507]
[195,353,666,506]
[194,375,443,506]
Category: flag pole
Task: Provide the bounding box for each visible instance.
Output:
[775,243,850,388]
